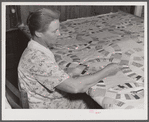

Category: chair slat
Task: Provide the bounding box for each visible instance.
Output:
[6,79,29,109]
[6,93,21,109]
[6,79,21,98]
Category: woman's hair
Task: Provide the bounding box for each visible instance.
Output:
[27,8,60,36]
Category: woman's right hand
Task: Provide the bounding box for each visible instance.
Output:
[65,65,87,76]
[103,63,121,77]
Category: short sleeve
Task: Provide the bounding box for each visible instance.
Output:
[27,50,69,91]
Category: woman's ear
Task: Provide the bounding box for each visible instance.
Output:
[35,31,43,38]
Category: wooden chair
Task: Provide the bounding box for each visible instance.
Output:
[6,79,29,109]
[6,28,30,109]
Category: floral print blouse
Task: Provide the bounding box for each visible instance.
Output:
[18,39,87,109]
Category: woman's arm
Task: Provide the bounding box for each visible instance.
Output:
[56,63,120,94]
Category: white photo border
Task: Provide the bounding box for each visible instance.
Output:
[2,1,148,120]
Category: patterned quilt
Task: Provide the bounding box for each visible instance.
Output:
[18,11,144,109]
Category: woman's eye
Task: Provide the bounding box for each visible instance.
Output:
[53,30,58,33]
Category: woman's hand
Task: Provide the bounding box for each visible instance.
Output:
[103,63,121,77]
[66,65,87,76]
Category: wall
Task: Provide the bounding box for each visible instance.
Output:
[20,5,134,24]
[6,5,135,30]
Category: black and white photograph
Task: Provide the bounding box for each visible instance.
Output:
[2,1,148,121]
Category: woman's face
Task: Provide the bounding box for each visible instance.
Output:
[42,19,60,46]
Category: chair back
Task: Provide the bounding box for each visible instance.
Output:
[6,28,30,109]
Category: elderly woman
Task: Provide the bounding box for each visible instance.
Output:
[18,8,120,109]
